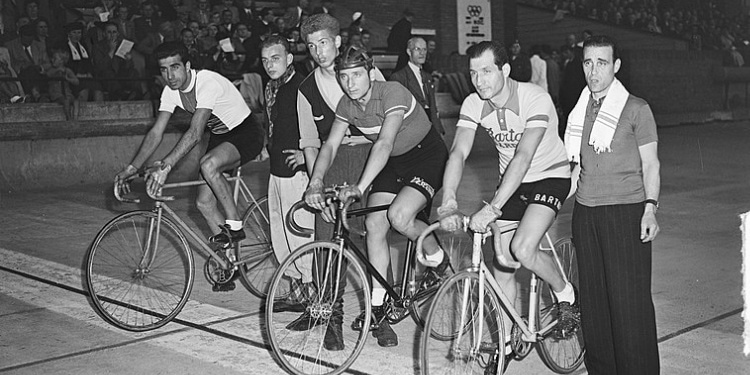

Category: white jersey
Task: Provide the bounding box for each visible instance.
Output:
[457,79,570,182]
[159,69,250,134]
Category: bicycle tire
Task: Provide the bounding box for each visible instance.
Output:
[266,241,371,375]
[536,238,585,373]
[236,196,277,298]
[410,229,473,329]
[421,270,506,375]
[86,210,194,332]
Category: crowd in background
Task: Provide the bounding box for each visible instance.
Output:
[524,0,750,53]
[0,0,386,106]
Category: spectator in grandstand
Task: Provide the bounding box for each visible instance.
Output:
[275,15,288,35]
[217,9,237,39]
[213,0,240,24]
[33,19,50,53]
[113,5,136,42]
[389,36,444,135]
[200,23,219,54]
[348,11,364,35]
[94,0,117,22]
[93,22,142,100]
[238,0,259,28]
[23,0,41,24]
[238,22,261,73]
[360,29,372,52]
[61,22,104,102]
[191,0,212,27]
[388,9,413,71]
[559,44,586,138]
[255,7,278,37]
[508,39,531,82]
[46,48,78,118]
[171,8,190,35]
[285,0,309,29]
[0,45,25,103]
[134,2,161,42]
[6,24,49,102]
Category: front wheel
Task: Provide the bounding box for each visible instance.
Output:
[236,196,277,298]
[421,270,506,375]
[536,238,585,373]
[266,241,371,375]
[86,210,194,332]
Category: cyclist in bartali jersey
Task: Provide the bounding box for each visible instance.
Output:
[437,41,580,342]
[302,47,449,349]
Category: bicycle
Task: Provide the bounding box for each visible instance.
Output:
[85,167,277,332]
[419,217,585,374]
[265,185,471,375]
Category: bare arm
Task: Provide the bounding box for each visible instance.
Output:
[128,111,173,168]
[160,108,210,168]
[303,147,319,177]
[639,141,661,242]
[441,126,476,205]
[355,110,403,193]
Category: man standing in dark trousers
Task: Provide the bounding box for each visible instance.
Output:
[389,36,444,135]
[565,35,661,375]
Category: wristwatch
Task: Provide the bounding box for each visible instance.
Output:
[644,199,659,212]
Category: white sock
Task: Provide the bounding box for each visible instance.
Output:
[554,282,575,304]
[421,248,445,267]
[371,288,386,307]
[226,220,243,231]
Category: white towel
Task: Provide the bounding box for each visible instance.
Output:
[68,41,89,61]
[564,78,630,162]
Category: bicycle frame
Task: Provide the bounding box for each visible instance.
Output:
[133,167,266,272]
[453,222,570,353]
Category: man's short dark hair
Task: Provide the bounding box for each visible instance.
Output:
[155,41,190,64]
[583,35,619,61]
[466,40,509,68]
[261,34,291,55]
[300,13,339,41]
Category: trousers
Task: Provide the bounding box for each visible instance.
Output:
[572,202,660,375]
[269,171,315,282]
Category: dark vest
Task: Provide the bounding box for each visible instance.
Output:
[298,71,364,140]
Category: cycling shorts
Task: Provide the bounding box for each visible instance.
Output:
[498,177,571,221]
[207,115,264,165]
[371,127,448,206]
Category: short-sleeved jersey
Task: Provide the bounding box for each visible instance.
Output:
[457,79,570,182]
[335,81,431,156]
[158,69,251,134]
[576,94,658,206]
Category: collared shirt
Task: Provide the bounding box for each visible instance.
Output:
[407,61,424,97]
[457,78,569,182]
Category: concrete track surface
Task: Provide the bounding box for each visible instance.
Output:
[0,119,748,374]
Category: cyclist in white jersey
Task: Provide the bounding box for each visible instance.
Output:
[114,43,264,292]
[438,41,580,341]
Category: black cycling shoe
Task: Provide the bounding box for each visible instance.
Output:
[285,310,325,331]
[372,319,398,347]
[209,224,246,245]
[351,304,388,331]
[272,299,307,313]
[211,280,236,292]
[324,321,345,351]
[554,286,581,339]
[420,252,452,290]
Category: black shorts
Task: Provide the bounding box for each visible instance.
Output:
[207,115,264,165]
[371,128,448,207]
[499,177,571,221]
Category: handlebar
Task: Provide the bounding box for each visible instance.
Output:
[285,185,363,237]
[114,169,176,203]
[415,215,521,269]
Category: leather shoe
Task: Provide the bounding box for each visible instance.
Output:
[324,321,345,351]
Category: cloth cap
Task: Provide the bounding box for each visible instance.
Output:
[352,12,362,21]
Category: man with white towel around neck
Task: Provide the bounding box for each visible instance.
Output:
[566,35,661,375]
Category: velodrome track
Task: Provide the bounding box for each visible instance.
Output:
[0,119,747,374]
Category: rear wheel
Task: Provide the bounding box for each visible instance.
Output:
[536,238,585,373]
[237,196,278,298]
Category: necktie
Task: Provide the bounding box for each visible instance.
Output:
[25,46,33,61]
[418,68,426,98]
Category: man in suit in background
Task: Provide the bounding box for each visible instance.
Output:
[387,9,413,71]
[6,23,49,100]
[389,36,444,135]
